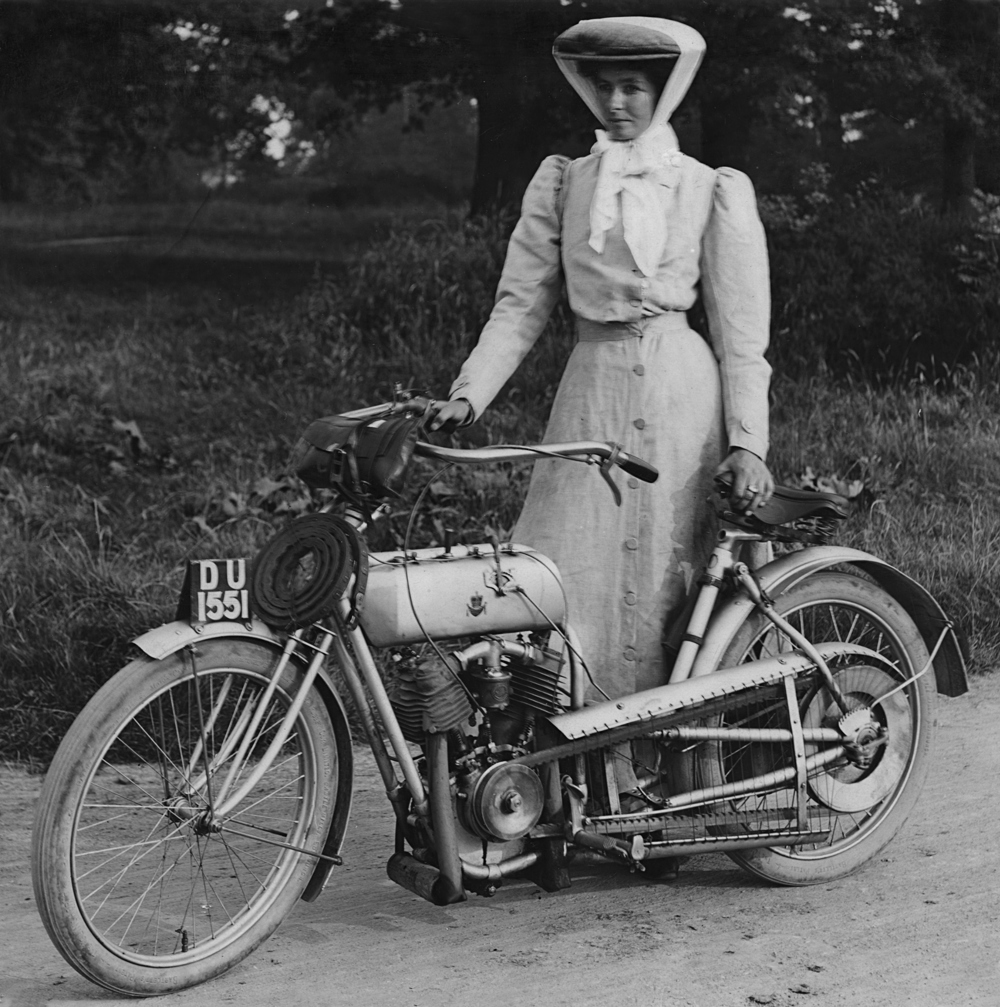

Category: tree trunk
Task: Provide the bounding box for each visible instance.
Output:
[467,33,559,215]
[941,115,976,215]
[470,79,551,214]
[937,0,996,215]
[699,90,754,173]
[0,141,16,202]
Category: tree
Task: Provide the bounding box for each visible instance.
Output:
[935,0,1000,213]
[289,0,923,210]
[5,0,995,211]
[0,0,290,202]
[798,0,1000,211]
[290,0,596,213]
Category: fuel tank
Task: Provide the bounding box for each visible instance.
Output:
[358,543,566,647]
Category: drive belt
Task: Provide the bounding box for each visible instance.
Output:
[250,513,369,631]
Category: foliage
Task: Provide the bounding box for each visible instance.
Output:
[290,211,575,407]
[1,199,998,762]
[0,1,291,202]
[3,0,999,210]
[764,170,1000,379]
[289,0,1000,206]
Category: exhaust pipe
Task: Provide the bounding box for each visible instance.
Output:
[386,852,466,906]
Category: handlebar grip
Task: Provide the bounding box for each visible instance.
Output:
[617,451,659,483]
[713,472,734,494]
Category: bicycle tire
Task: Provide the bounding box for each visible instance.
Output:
[33,637,341,995]
[701,572,936,886]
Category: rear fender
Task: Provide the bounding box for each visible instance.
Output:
[133,620,354,900]
[689,545,968,696]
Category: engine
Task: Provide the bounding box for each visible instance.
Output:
[389,635,565,844]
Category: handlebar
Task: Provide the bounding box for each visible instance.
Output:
[414,440,658,483]
[338,395,436,422]
[336,396,659,484]
[615,452,659,483]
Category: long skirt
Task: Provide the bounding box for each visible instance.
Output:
[511,312,724,700]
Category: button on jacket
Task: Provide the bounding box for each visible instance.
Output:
[449,152,771,698]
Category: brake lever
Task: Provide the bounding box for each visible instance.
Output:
[599,448,623,507]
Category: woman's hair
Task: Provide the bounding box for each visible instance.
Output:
[578,58,674,99]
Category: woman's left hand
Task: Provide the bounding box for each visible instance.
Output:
[715,448,774,512]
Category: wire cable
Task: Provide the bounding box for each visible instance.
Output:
[400,463,485,716]
[512,572,611,704]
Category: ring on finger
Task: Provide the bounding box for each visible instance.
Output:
[745,484,760,495]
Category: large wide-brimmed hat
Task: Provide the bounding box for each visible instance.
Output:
[552,17,705,130]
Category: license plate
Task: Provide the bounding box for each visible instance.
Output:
[184,559,251,625]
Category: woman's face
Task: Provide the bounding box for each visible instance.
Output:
[592,66,658,141]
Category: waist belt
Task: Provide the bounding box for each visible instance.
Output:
[576,312,689,342]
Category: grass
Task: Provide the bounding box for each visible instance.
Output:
[1,199,997,761]
[768,373,1000,665]
[0,197,446,259]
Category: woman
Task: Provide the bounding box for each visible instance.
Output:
[429,16,774,701]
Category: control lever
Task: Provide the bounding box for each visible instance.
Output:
[599,447,623,507]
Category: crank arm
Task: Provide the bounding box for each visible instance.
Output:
[572,829,639,865]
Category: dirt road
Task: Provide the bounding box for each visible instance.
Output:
[2,677,997,1007]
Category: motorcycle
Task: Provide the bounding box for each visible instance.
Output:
[31,393,968,996]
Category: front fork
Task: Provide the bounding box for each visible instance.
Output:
[182,596,428,841]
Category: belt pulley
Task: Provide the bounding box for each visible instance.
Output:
[250,514,369,631]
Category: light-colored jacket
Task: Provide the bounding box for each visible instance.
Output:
[450,152,771,460]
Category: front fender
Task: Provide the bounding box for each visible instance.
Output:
[134,618,284,660]
[689,546,968,696]
[133,619,354,901]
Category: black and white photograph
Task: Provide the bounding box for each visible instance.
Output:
[1,1,996,1004]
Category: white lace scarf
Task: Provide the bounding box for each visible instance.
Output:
[588,122,683,278]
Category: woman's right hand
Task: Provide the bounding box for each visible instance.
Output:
[425,398,473,433]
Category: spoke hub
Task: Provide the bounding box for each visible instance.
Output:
[165,793,204,826]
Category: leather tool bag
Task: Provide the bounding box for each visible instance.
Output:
[293,413,421,498]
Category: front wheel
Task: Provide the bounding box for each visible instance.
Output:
[703,571,936,886]
[32,638,343,996]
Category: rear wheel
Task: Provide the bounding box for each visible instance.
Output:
[702,572,936,885]
[33,638,341,995]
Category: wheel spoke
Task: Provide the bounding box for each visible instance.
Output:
[90,831,198,935]
[702,574,931,879]
[35,643,340,990]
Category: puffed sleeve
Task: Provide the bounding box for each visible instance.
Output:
[700,167,772,460]
[448,154,570,419]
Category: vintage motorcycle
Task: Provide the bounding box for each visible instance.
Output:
[32,393,968,996]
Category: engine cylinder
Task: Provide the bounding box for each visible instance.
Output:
[508,644,564,715]
[390,654,473,743]
[469,665,512,709]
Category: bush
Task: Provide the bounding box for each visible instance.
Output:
[287,212,576,425]
[765,184,1000,381]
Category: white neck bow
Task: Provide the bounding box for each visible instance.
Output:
[588,122,682,278]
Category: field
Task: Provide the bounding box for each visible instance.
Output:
[2,198,998,761]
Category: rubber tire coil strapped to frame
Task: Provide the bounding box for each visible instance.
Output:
[250,513,369,631]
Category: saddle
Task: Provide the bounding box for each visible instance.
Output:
[715,479,849,544]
